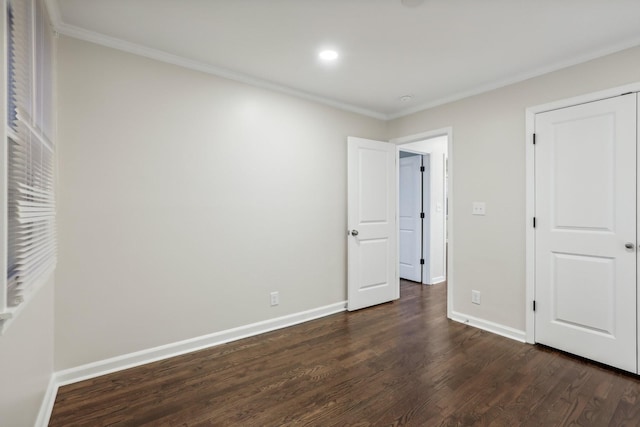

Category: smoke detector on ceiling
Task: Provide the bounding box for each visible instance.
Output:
[399,95,413,102]
[401,0,425,7]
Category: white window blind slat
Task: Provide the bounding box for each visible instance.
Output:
[6,275,21,306]
[17,257,57,288]
[14,194,55,205]
[9,259,56,306]
[16,213,55,223]
[17,183,54,200]
[6,275,19,291]
[15,200,54,209]
[14,222,53,236]
[15,209,55,217]
[14,230,50,246]
[9,146,54,166]
[15,252,56,270]
[16,243,55,266]
[14,230,51,248]
[15,240,56,266]
[19,259,56,289]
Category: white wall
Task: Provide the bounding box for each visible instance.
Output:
[0,277,54,427]
[55,37,387,370]
[388,45,640,333]
[398,136,447,284]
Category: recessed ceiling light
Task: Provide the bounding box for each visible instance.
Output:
[319,50,339,61]
[399,95,413,102]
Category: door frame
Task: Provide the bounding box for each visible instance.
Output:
[525,82,640,344]
[392,127,453,319]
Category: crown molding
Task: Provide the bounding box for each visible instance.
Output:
[44,0,640,122]
[44,1,387,120]
[387,36,640,120]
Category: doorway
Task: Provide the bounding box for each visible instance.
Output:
[346,128,453,318]
[397,135,448,286]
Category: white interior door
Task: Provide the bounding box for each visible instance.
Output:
[535,93,637,373]
[399,155,422,282]
[347,137,398,311]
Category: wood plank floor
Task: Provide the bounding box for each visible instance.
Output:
[50,281,640,426]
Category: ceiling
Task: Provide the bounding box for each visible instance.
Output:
[50,0,640,119]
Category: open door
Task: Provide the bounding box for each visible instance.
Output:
[398,154,422,282]
[347,137,398,311]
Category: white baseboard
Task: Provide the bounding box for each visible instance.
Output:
[41,301,346,424]
[423,276,446,285]
[35,376,59,427]
[449,310,526,343]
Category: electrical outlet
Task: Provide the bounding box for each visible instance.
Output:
[471,290,481,305]
[270,291,279,306]
[472,202,486,216]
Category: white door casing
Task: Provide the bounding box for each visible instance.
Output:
[347,137,398,311]
[425,151,447,285]
[534,93,637,373]
[399,155,422,282]
[422,155,432,284]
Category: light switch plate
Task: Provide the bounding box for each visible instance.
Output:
[472,202,486,215]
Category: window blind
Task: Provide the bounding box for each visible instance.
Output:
[4,0,55,314]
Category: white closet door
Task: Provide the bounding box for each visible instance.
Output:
[535,93,637,373]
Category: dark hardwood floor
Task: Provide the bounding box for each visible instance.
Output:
[50,281,640,426]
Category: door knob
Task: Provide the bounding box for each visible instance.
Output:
[625,242,634,249]
[351,230,359,236]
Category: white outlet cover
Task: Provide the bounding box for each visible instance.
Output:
[270,291,279,306]
[471,290,481,304]
[472,202,486,216]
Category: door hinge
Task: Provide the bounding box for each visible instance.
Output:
[533,300,536,311]
[533,133,536,145]
[420,212,425,219]
[420,259,425,265]
[533,217,536,228]
[420,166,425,172]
